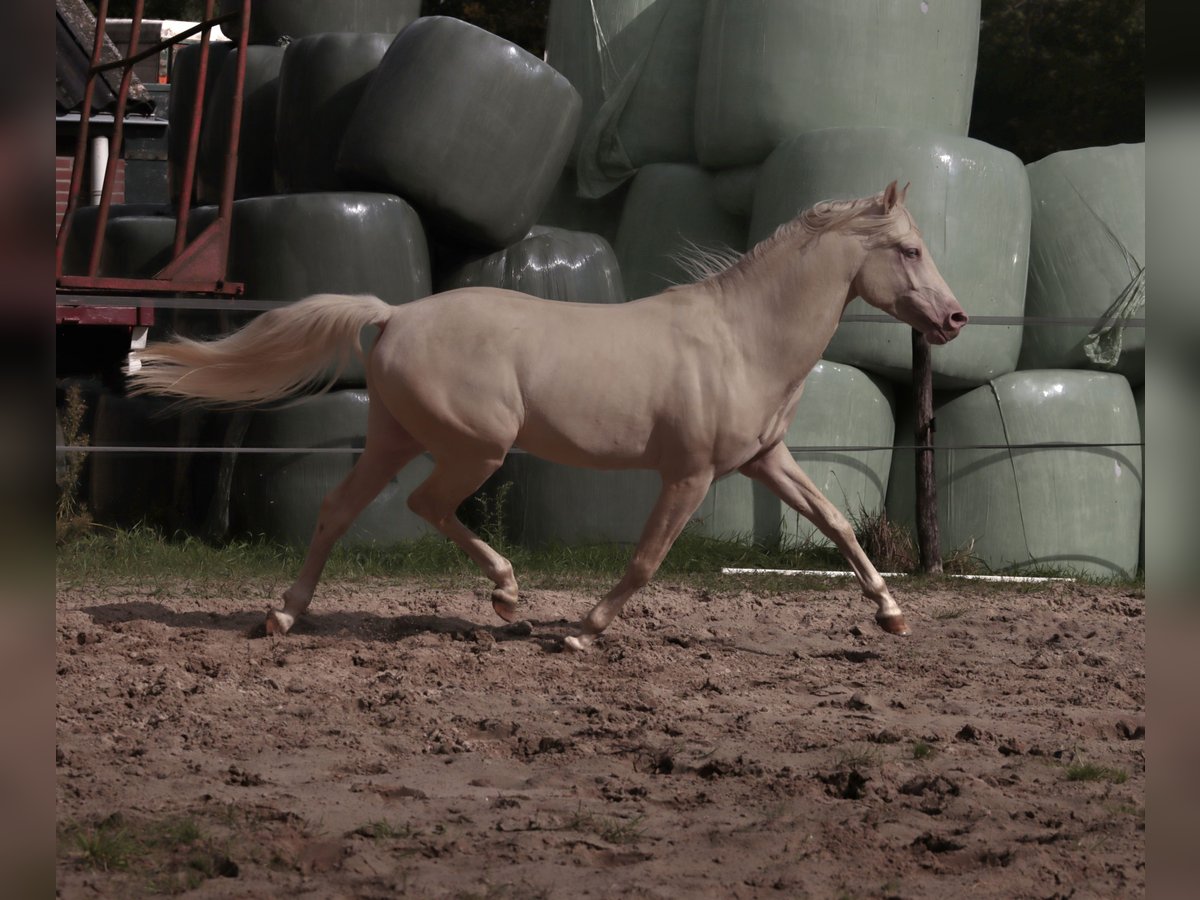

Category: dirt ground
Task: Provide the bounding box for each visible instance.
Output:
[56,575,1144,898]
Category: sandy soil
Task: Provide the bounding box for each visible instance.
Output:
[56,576,1144,898]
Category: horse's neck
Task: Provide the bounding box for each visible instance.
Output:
[714,233,860,381]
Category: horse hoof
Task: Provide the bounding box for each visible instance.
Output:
[875,613,910,636]
[492,600,520,628]
[265,609,294,636]
[563,633,593,653]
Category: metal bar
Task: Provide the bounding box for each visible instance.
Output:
[212,0,253,283]
[172,0,217,260]
[58,275,243,295]
[85,0,146,277]
[87,13,240,74]
[912,331,942,574]
[54,0,111,280]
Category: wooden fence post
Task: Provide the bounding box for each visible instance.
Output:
[912,330,942,574]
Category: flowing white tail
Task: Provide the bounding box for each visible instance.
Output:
[126,294,393,404]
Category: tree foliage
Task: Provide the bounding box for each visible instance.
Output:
[420,0,548,59]
[969,0,1144,163]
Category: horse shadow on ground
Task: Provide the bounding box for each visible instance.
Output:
[78,601,576,653]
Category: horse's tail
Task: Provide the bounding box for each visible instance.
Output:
[126,293,394,404]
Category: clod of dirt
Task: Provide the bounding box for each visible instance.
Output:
[956,724,983,742]
[1116,719,1145,740]
[998,738,1027,756]
[871,729,902,744]
[819,768,869,799]
[913,832,964,853]
[226,765,266,786]
[847,692,876,711]
[899,775,961,799]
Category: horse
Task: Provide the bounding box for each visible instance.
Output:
[128,181,967,650]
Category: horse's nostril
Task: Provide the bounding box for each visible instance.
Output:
[947,310,969,328]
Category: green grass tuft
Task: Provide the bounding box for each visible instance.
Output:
[1065,762,1128,784]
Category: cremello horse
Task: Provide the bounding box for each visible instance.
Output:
[129,181,966,650]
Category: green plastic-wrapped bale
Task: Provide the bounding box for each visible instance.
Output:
[1019,144,1145,384]
[695,0,980,169]
[886,370,1142,577]
[537,167,629,247]
[274,33,392,193]
[758,360,895,548]
[615,163,747,299]
[439,227,624,303]
[219,0,420,43]
[167,42,236,206]
[338,17,581,248]
[196,46,285,204]
[751,128,1030,388]
[232,391,435,547]
[545,0,705,196]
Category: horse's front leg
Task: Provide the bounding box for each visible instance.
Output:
[565,471,713,652]
[740,442,909,635]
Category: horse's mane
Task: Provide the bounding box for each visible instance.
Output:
[672,190,915,291]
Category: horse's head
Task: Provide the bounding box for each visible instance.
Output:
[851,181,968,345]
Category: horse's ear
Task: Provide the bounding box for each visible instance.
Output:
[899,181,910,204]
[882,180,900,212]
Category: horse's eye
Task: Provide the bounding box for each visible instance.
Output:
[902,247,921,260]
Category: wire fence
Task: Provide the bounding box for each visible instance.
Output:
[56,294,1144,458]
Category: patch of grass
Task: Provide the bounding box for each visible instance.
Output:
[1065,762,1129,784]
[70,820,138,871]
[56,383,94,543]
[834,744,882,770]
[932,606,968,621]
[565,808,646,845]
[911,741,937,761]
[352,819,419,840]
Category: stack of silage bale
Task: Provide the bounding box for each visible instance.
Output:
[82,2,1143,569]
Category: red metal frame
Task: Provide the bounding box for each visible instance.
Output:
[55,0,252,328]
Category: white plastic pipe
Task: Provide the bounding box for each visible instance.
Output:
[720,567,1074,583]
[90,135,109,204]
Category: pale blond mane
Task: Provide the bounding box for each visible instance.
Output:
[682,190,917,290]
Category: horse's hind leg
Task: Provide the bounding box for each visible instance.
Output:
[267,403,422,635]
[740,442,909,634]
[406,454,521,621]
[565,471,712,652]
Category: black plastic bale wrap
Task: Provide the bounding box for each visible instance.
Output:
[175,194,430,386]
[219,0,421,44]
[545,0,706,198]
[438,227,625,303]
[166,42,235,205]
[231,390,435,548]
[61,204,175,276]
[274,33,393,193]
[614,163,747,299]
[337,16,582,249]
[196,46,285,204]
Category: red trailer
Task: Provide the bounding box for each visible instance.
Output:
[55,0,252,374]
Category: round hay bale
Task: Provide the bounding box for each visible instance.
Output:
[231,391,435,547]
[196,46,285,204]
[712,165,759,218]
[1019,144,1145,384]
[439,227,624,303]
[758,360,895,548]
[614,163,747,299]
[545,0,705,196]
[750,127,1030,388]
[337,16,581,248]
[89,390,208,532]
[219,0,420,44]
[695,0,980,168]
[61,204,175,276]
[886,370,1142,577]
[274,33,392,193]
[167,41,236,205]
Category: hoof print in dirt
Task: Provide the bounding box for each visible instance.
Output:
[913,832,965,854]
[226,765,266,787]
[819,768,870,799]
